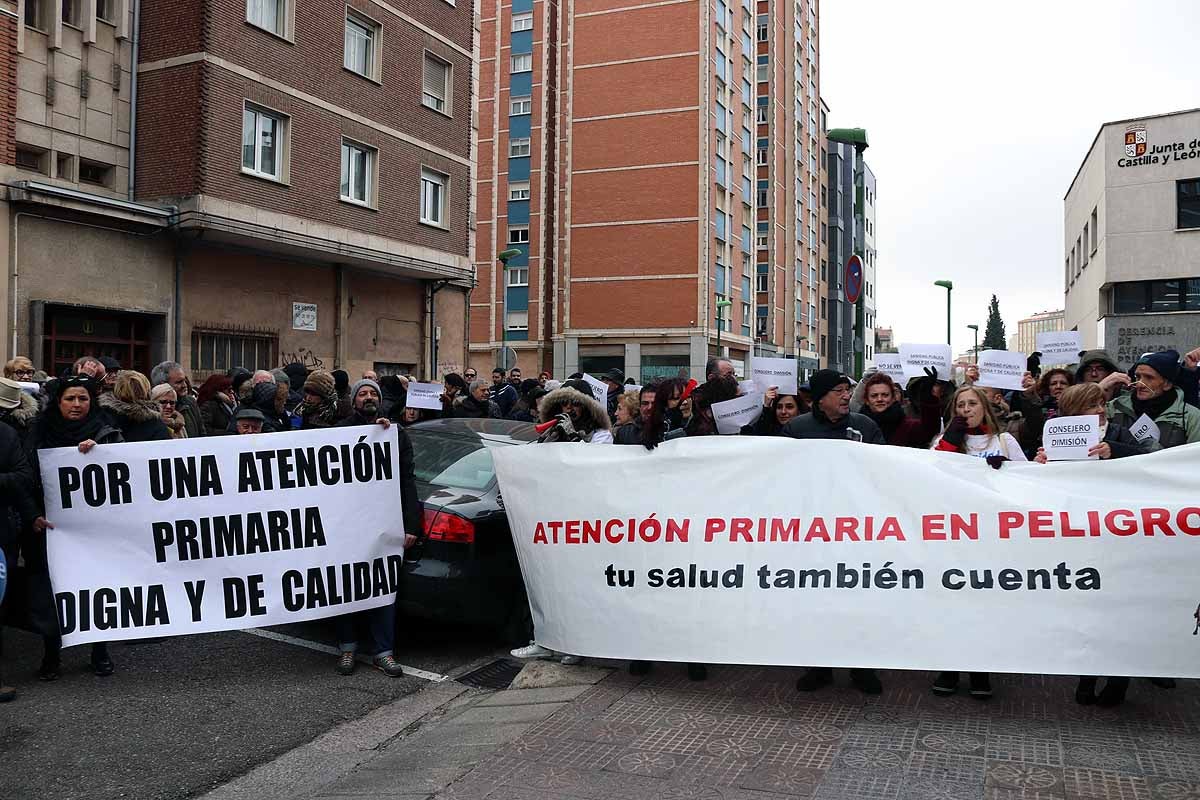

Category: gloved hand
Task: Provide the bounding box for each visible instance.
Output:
[942,416,970,448]
[1027,351,1042,378]
[555,413,580,441]
[986,455,1009,470]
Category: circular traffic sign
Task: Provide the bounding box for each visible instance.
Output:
[845,254,864,304]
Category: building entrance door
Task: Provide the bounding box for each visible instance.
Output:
[43,306,155,377]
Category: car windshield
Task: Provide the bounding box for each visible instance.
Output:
[408,431,507,490]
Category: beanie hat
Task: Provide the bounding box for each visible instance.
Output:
[302,370,337,401]
[1133,350,1180,384]
[350,378,382,403]
[331,369,350,395]
[229,367,253,394]
[150,383,177,402]
[284,362,309,386]
[100,356,122,373]
[809,368,851,405]
[270,368,291,387]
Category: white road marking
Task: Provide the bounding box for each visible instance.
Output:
[241,628,449,682]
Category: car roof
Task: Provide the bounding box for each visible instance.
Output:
[408,417,539,444]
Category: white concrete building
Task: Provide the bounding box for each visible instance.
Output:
[1064,108,1200,366]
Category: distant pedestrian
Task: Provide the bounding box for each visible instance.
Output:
[489,369,518,416]
[453,379,502,419]
[196,375,236,435]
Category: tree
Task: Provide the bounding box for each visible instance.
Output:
[982,295,1007,350]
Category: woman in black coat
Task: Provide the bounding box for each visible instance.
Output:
[25,375,124,679]
[99,371,172,442]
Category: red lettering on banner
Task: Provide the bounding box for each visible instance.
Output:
[922,514,946,541]
[835,517,859,542]
[998,511,1024,539]
[582,520,601,544]
[1060,512,1086,538]
[771,518,800,542]
[605,519,622,543]
[950,514,978,540]
[1141,507,1172,536]
[877,517,905,541]
[565,519,580,544]
[731,517,753,542]
[1029,511,1054,538]
[533,522,548,544]
[705,518,726,543]
[804,518,830,542]
[1181,508,1200,535]
[1107,509,1136,535]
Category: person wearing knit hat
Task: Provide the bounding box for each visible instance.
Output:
[299,370,341,429]
[150,383,188,439]
[1106,349,1200,449]
[782,368,885,697]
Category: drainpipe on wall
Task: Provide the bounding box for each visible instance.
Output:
[127,0,141,200]
[173,242,183,362]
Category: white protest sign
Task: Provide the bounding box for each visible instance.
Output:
[900,343,953,381]
[1035,331,1083,366]
[405,381,445,411]
[711,392,763,434]
[738,380,757,396]
[750,356,798,395]
[873,354,905,384]
[493,437,1200,677]
[40,427,406,647]
[978,349,1027,391]
[1130,414,1161,443]
[583,374,608,404]
[1043,415,1100,461]
[626,384,643,396]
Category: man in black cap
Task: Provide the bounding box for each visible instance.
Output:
[783,368,885,696]
[782,368,884,444]
[602,368,624,419]
[233,408,265,435]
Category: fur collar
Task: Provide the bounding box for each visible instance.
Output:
[100,392,163,423]
[4,390,39,425]
[538,387,611,431]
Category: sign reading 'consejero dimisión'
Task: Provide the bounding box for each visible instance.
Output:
[1117,122,1200,168]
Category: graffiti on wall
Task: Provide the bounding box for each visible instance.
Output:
[280,348,325,371]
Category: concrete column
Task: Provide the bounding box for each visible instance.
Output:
[564,336,579,377]
[552,339,565,380]
[689,334,707,381]
[624,342,640,383]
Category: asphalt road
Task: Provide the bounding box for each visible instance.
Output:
[0,618,505,800]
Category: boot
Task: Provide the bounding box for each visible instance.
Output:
[1076,676,1098,705]
[687,663,708,681]
[1097,677,1130,707]
[89,643,114,677]
[850,669,883,695]
[932,671,959,696]
[968,672,992,699]
[629,660,652,676]
[796,667,833,692]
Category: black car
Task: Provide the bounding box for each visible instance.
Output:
[402,417,538,645]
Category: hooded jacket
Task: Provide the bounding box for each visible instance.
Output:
[1074,349,1119,383]
[1108,387,1200,449]
[538,387,613,443]
[99,392,173,442]
[0,390,41,437]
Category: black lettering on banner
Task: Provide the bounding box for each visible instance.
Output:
[148,455,222,501]
[150,507,327,563]
[56,585,169,633]
[58,462,132,510]
[184,579,206,622]
[223,576,267,618]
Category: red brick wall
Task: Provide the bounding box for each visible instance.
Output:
[0,11,16,167]
[135,64,204,198]
[139,0,205,63]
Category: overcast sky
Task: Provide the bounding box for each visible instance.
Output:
[820,0,1199,356]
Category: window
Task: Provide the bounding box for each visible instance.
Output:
[508,226,529,245]
[715,47,726,83]
[506,310,529,331]
[756,62,768,82]
[24,0,44,29]
[344,13,379,80]
[715,100,727,134]
[715,210,727,241]
[1090,207,1099,251]
[506,267,529,286]
[741,225,752,253]
[62,0,80,26]
[422,53,451,114]
[420,168,448,227]
[242,104,286,180]
[1111,279,1200,314]
[509,137,530,157]
[340,140,374,206]
[756,15,768,40]
[246,0,285,36]
[509,181,530,201]
[757,187,767,206]
[510,53,532,73]
[56,152,74,180]
[510,95,532,115]
[756,274,768,292]
[756,106,768,124]
[714,155,727,187]
[756,233,768,249]
[756,147,767,166]
[742,175,752,205]
[1178,179,1200,230]
[1081,224,1089,267]
[15,145,47,174]
[97,0,114,23]
[715,0,727,30]
[78,159,113,187]
[511,11,532,31]
[191,329,278,375]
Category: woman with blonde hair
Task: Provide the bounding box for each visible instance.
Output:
[99,371,172,442]
[3,356,34,381]
[1034,382,1157,463]
[931,385,1027,464]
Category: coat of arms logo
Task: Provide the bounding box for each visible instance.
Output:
[1125,124,1147,158]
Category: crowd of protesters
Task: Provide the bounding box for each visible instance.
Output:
[1,345,1198,706]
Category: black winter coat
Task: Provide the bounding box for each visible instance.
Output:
[0,423,37,555]
[177,395,207,438]
[99,394,173,442]
[199,398,234,435]
[452,394,502,419]
[781,410,885,444]
[337,414,423,538]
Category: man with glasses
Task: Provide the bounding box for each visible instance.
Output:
[463,368,478,382]
[1074,349,1130,400]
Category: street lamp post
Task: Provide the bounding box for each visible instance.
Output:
[497,248,522,369]
[967,324,979,363]
[715,298,733,357]
[934,280,953,346]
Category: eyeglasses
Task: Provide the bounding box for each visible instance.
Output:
[13,370,34,378]
[159,400,177,408]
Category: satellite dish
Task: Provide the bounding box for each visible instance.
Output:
[498,346,518,371]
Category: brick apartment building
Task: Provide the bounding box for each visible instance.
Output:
[0,0,474,380]
[471,0,823,381]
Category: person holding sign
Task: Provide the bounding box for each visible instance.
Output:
[1034,384,1157,464]
[25,375,124,679]
[331,380,422,678]
[741,387,802,436]
[1107,351,1200,450]
[932,386,1027,466]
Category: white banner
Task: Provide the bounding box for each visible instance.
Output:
[40,427,406,647]
[1043,415,1100,461]
[405,381,445,411]
[750,356,798,395]
[711,392,763,434]
[1035,331,1083,366]
[900,343,953,381]
[978,349,1027,391]
[493,439,1200,676]
[582,374,608,404]
[873,354,906,384]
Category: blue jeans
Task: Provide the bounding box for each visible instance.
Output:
[334,602,396,659]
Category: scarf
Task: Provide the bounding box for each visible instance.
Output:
[36,406,111,449]
[864,402,905,440]
[1132,390,1175,422]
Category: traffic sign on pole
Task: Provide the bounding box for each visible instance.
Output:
[844,254,864,305]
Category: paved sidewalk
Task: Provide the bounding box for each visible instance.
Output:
[266,664,1200,800]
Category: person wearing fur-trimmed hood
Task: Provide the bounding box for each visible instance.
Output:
[536,383,613,443]
[100,371,172,442]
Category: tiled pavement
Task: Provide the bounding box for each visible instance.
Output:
[424,667,1200,800]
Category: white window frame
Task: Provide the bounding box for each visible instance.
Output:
[511,11,532,31]
[509,181,531,201]
[756,106,768,124]
[61,0,81,27]
[344,10,381,82]
[339,139,376,207]
[246,0,288,38]
[509,95,532,116]
[241,103,288,182]
[508,226,530,245]
[420,167,449,228]
[506,267,529,287]
[510,53,532,73]
[505,310,529,331]
[422,51,452,115]
[509,137,531,157]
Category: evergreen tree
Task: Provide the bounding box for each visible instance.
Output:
[983,295,1007,350]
